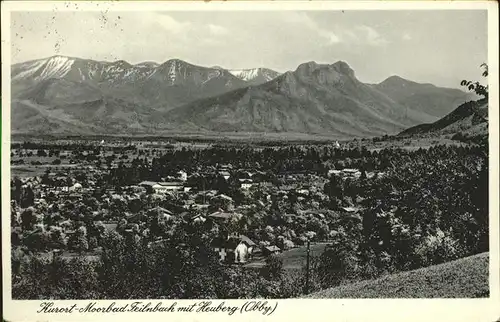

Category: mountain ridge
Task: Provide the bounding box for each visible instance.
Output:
[164,60,445,137]
[399,98,488,137]
[11,56,473,138]
[373,74,474,118]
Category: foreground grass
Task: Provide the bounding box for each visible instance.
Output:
[306,252,489,298]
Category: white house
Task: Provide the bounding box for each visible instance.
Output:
[235,242,250,263]
[177,170,188,182]
[239,178,253,190]
[212,234,256,263]
[139,181,184,194]
[157,182,184,192]
[219,171,231,180]
[69,183,83,192]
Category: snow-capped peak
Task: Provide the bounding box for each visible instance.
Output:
[229,68,280,82]
[229,68,259,81]
[12,55,75,82]
[39,56,75,79]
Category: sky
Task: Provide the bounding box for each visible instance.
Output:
[10,10,488,89]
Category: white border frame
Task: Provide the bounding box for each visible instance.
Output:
[1,2,499,321]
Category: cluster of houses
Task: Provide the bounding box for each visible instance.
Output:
[12,142,379,266]
[327,168,385,179]
[208,217,283,264]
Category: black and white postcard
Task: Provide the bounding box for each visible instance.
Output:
[1,1,499,321]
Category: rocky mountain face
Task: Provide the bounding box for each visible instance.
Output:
[164,61,447,137]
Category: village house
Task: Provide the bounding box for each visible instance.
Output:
[190,213,207,224]
[150,206,174,217]
[155,182,184,193]
[238,178,253,190]
[219,171,231,180]
[328,168,361,179]
[262,245,281,256]
[208,210,242,221]
[343,168,362,178]
[177,170,188,182]
[300,209,326,220]
[211,234,256,263]
[219,164,233,171]
[139,181,185,194]
[127,185,147,194]
[69,182,83,192]
[138,181,157,193]
[327,169,342,177]
[341,206,360,213]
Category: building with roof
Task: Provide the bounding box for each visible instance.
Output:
[150,206,174,217]
[211,234,256,263]
[239,178,253,190]
[177,170,188,182]
[263,245,281,256]
[219,171,231,180]
[155,182,184,193]
[138,181,184,194]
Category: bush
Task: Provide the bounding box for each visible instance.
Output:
[262,254,284,280]
[415,229,464,266]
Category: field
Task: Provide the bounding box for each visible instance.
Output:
[306,252,489,298]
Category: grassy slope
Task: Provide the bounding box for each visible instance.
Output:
[306,252,489,298]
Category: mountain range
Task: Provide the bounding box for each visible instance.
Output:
[11,55,474,137]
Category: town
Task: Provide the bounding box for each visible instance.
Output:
[10,134,488,299]
[11,138,376,265]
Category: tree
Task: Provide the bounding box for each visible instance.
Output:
[262,254,284,280]
[12,177,23,203]
[21,186,35,208]
[21,208,37,231]
[68,226,89,253]
[461,63,488,98]
[324,175,344,203]
[317,241,357,288]
[42,169,51,185]
[23,230,50,251]
[49,227,67,249]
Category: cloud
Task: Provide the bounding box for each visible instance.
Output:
[208,24,229,36]
[402,32,412,41]
[155,14,191,34]
[9,10,486,89]
[283,12,341,45]
[335,25,388,47]
[319,30,341,44]
[356,25,389,46]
